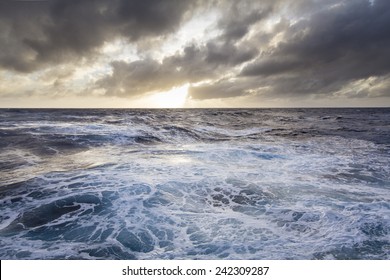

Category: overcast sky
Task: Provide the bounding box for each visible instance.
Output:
[0,0,389,108]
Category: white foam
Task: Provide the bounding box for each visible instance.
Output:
[1,112,389,259]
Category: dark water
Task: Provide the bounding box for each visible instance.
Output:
[0,108,389,259]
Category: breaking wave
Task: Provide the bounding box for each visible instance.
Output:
[0,108,389,259]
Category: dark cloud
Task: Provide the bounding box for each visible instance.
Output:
[239,0,390,97]
[97,59,179,97]
[95,0,266,97]
[241,57,303,77]
[97,40,258,97]
[0,0,194,72]
[97,0,390,100]
[189,78,255,100]
[204,42,258,66]
[216,1,272,42]
[2,0,390,104]
[96,45,210,97]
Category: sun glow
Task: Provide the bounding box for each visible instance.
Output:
[150,84,189,108]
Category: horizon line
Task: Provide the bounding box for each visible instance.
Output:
[0,106,389,110]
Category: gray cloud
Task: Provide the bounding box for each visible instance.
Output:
[96,45,207,97]
[239,0,390,97]
[205,42,258,66]
[96,0,390,100]
[241,57,303,77]
[97,39,258,97]
[189,78,257,100]
[216,1,272,42]
[0,0,194,72]
[95,0,264,97]
[2,0,390,104]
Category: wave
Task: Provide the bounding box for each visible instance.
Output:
[0,108,389,259]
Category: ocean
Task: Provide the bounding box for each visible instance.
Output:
[0,108,389,259]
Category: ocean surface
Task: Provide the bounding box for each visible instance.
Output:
[0,108,389,260]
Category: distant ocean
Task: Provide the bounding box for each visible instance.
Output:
[0,108,389,259]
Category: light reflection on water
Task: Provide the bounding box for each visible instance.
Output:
[0,108,389,259]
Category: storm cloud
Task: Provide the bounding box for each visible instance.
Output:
[185,0,390,101]
[1,0,390,106]
[238,0,390,98]
[0,0,194,72]
[97,41,259,97]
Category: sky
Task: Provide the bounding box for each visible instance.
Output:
[0,0,389,108]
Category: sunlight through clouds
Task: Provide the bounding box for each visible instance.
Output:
[149,84,190,108]
[0,0,389,107]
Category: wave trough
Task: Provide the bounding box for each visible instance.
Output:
[0,108,389,259]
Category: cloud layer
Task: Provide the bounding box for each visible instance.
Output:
[0,0,194,72]
[1,0,390,106]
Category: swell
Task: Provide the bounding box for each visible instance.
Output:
[0,108,389,260]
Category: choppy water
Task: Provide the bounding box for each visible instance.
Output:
[0,108,389,259]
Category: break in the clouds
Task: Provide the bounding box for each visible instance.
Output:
[1,0,390,107]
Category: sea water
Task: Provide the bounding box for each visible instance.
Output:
[0,108,389,259]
